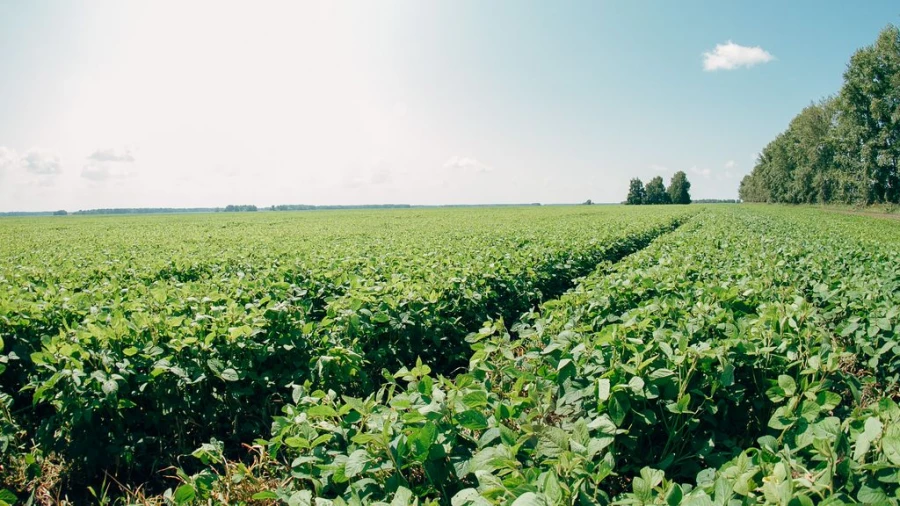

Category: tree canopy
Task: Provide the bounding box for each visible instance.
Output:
[740,25,900,205]
[644,176,672,205]
[625,174,691,205]
[626,178,646,205]
[667,171,691,204]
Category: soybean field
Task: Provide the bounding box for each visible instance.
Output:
[1,205,899,505]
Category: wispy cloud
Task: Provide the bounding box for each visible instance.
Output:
[88,148,135,163]
[0,147,17,177]
[703,41,774,71]
[690,166,712,178]
[650,164,669,173]
[81,147,136,181]
[443,156,492,173]
[724,160,736,169]
[23,150,62,175]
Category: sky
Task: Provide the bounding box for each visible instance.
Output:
[1,1,898,211]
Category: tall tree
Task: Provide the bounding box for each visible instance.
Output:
[644,176,670,205]
[626,178,646,205]
[666,171,691,204]
[839,25,900,204]
[738,25,900,206]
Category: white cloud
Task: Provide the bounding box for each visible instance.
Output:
[689,166,711,178]
[703,41,774,71]
[81,147,137,181]
[0,147,18,177]
[650,164,669,172]
[22,150,62,175]
[88,148,135,163]
[724,160,736,169]
[443,156,492,173]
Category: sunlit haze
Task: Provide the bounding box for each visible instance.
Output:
[1,1,898,211]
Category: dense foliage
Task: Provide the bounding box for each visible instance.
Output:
[625,172,691,206]
[170,206,900,505]
[223,205,259,212]
[0,206,691,501]
[2,205,897,504]
[740,25,900,205]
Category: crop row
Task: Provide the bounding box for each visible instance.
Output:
[0,206,692,496]
[175,206,900,505]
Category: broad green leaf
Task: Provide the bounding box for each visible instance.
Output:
[173,484,196,505]
[456,410,488,431]
[344,449,370,478]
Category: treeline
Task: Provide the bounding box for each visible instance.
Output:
[269,204,412,211]
[0,211,59,217]
[223,204,257,212]
[625,171,691,205]
[72,207,221,214]
[72,205,258,215]
[740,25,900,205]
[73,207,219,215]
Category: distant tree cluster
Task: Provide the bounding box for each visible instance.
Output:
[0,211,58,217]
[269,204,412,211]
[53,210,67,216]
[73,207,220,215]
[740,25,900,205]
[626,171,691,205]
[223,205,258,212]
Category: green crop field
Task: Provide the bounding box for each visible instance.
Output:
[1,205,899,505]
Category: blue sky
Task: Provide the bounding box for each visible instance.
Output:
[0,1,898,211]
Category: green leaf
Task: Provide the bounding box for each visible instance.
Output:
[609,391,630,426]
[788,495,814,506]
[220,368,239,382]
[857,484,889,504]
[391,486,414,506]
[284,437,309,449]
[307,405,339,418]
[251,491,279,500]
[452,488,491,506]
[456,410,488,431]
[538,471,563,504]
[597,378,611,401]
[666,393,692,414]
[815,391,841,411]
[665,484,683,506]
[408,422,438,461]
[101,379,118,395]
[0,490,17,504]
[173,484,196,505]
[344,449,370,478]
[882,423,900,466]
[854,416,884,461]
[462,390,488,409]
[777,375,796,397]
[511,492,550,506]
